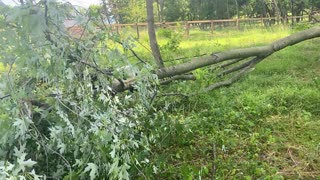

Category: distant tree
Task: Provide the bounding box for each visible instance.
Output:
[104,0,146,23]
[163,0,189,21]
[121,0,146,23]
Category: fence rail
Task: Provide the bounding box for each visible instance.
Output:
[109,15,311,38]
[68,15,312,38]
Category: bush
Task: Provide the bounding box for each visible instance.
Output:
[157,28,173,38]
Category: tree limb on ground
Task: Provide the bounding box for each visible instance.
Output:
[154,26,320,92]
[113,27,320,93]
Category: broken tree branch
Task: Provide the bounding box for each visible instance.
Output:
[156,27,320,79]
[109,27,320,93]
[203,56,265,92]
[217,57,258,77]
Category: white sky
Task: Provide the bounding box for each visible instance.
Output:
[1,0,101,8]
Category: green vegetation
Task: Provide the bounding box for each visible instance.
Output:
[126,27,320,179]
[1,1,319,179]
[1,21,320,179]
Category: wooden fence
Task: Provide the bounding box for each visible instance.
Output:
[67,15,313,38]
[108,15,310,38]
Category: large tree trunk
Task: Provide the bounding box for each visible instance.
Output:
[146,0,164,68]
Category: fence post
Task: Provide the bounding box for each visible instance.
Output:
[116,25,120,35]
[185,21,190,37]
[236,18,239,29]
[210,20,214,34]
[135,23,140,39]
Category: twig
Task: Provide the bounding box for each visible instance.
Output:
[287,148,298,166]
[212,143,216,179]
[80,60,113,75]
[131,157,148,180]
[203,56,265,92]
[160,74,196,85]
[149,87,158,106]
[134,39,152,53]
[161,93,189,98]
[79,15,91,41]
[0,94,11,100]
[277,171,320,176]
[217,57,257,77]
[113,39,147,64]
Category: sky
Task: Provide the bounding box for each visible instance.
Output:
[1,0,101,8]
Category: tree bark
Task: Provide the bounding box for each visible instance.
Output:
[146,0,164,68]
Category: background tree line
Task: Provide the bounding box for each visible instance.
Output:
[94,0,320,24]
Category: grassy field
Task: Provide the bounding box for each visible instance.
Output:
[126,25,320,179]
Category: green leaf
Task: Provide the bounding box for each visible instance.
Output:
[20,159,37,167]
[84,163,99,180]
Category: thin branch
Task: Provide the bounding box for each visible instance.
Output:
[209,57,248,72]
[149,87,158,106]
[161,93,189,98]
[212,143,216,178]
[204,66,252,92]
[203,56,265,92]
[220,57,247,68]
[79,15,91,41]
[113,39,147,64]
[80,60,113,76]
[287,147,299,167]
[134,39,152,54]
[217,57,258,77]
[160,74,196,85]
[0,94,11,100]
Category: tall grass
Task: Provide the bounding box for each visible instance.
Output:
[138,25,320,179]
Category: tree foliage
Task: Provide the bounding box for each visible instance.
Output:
[0,1,163,179]
[105,0,319,23]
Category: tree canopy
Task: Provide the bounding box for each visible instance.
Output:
[101,0,320,23]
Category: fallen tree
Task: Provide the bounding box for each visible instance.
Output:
[112,26,320,93]
[0,1,319,179]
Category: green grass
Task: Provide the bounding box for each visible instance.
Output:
[132,25,320,179]
[0,63,5,73]
[118,25,292,66]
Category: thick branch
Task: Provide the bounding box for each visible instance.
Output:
[217,57,258,77]
[204,56,265,92]
[112,27,320,93]
[156,27,320,79]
